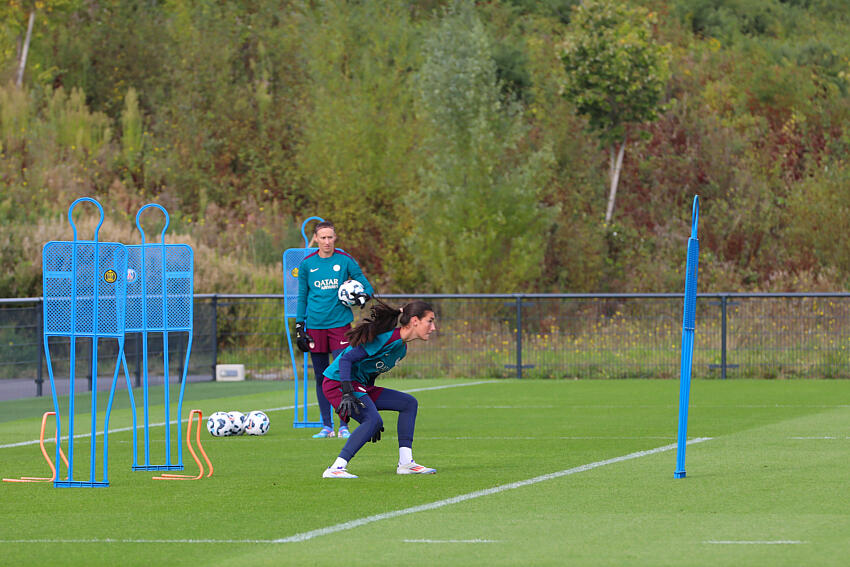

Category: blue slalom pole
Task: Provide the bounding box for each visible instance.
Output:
[675,195,700,479]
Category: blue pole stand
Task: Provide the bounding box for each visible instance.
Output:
[675,195,700,479]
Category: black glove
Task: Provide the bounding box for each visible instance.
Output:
[353,292,370,308]
[337,380,365,420]
[371,426,384,443]
[295,322,313,353]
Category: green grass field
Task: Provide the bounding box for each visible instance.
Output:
[2,378,850,566]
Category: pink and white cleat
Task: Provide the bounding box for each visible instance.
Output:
[396,461,436,475]
[312,427,335,438]
[323,466,357,479]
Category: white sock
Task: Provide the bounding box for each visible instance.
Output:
[332,457,348,469]
[399,447,413,465]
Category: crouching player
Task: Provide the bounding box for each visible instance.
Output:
[321,299,437,478]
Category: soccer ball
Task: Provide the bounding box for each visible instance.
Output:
[228,411,247,435]
[207,411,231,437]
[245,410,270,436]
[338,279,365,307]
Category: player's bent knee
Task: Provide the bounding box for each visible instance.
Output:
[407,395,418,414]
[362,407,382,427]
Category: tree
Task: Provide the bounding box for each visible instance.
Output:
[410,1,555,293]
[295,0,422,284]
[0,1,78,87]
[558,0,670,224]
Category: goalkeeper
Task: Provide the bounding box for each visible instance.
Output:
[295,220,373,439]
[321,298,437,478]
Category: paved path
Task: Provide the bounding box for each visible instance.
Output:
[0,374,212,402]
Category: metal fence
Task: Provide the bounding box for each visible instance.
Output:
[2,293,849,397]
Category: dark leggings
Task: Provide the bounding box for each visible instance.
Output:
[312,351,342,428]
[337,388,418,462]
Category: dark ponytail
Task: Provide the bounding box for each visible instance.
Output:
[346,298,434,347]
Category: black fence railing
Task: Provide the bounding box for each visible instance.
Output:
[2,293,850,397]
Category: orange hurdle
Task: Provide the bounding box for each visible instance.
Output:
[3,412,69,483]
[153,409,213,480]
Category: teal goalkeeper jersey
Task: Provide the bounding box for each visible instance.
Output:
[323,329,407,392]
[296,249,373,329]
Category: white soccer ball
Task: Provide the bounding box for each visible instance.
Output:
[207,411,231,437]
[338,279,365,307]
[245,410,270,436]
[228,411,247,435]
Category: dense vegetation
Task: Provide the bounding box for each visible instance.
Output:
[1,0,849,297]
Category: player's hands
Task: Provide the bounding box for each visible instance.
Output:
[353,292,370,308]
[295,322,313,353]
[370,426,384,443]
[337,380,365,420]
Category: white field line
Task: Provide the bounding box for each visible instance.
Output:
[432,404,850,409]
[1,539,279,544]
[131,433,843,443]
[416,435,676,441]
[0,381,498,451]
[403,539,499,543]
[429,405,556,409]
[0,437,711,546]
[704,540,807,545]
[271,438,712,544]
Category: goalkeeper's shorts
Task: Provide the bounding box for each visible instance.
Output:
[306,325,350,353]
[322,378,384,412]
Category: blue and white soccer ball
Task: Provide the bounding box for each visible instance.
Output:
[338,279,365,307]
[245,410,270,436]
[228,411,247,436]
[207,411,231,437]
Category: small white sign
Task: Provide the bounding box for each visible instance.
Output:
[216,364,245,382]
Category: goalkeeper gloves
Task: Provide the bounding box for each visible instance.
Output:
[353,292,370,308]
[337,380,365,420]
[294,322,314,353]
[370,426,384,443]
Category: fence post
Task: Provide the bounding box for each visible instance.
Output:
[177,333,185,382]
[720,295,728,380]
[134,333,141,387]
[211,295,218,381]
[36,299,44,397]
[515,295,523,379]
[708,295,737,378]
[87,337,93,391]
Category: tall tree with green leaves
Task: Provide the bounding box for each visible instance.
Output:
[296,0,421,282]
[558,0,670,224]
[410,1,555,293]
[1,0,78,86]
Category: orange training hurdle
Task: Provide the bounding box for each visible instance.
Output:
[3,412,70,483]
[153,409,213,480]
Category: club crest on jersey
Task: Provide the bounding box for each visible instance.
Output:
[314,278,339,290]
[333,264,341,271]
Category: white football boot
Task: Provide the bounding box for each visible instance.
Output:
[396,461,436,475]
[323,466,357,479]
